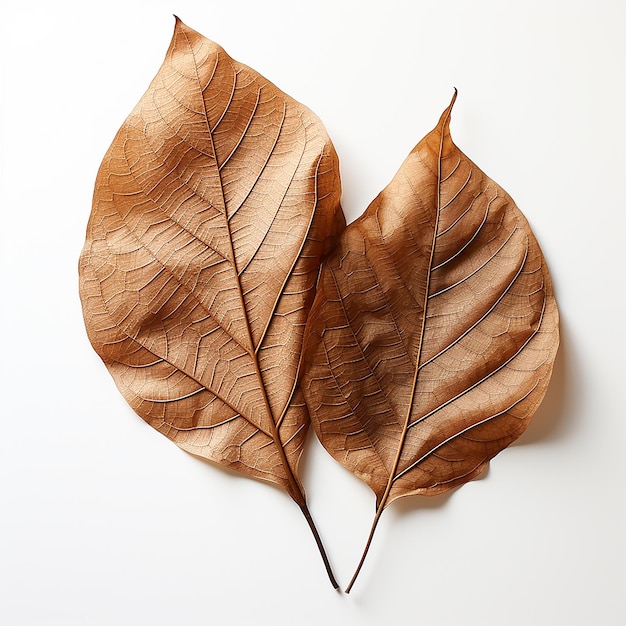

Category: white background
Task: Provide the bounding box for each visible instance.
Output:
[1,1,624,624]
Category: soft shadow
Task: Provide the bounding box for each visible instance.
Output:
[513,318,575,446]
[386,460,490,519]
[185,448,289,499]
[390,487,457,517]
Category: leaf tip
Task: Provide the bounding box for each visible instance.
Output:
[172,15,194,36]
[435,88,458,133]
[445,88,458,117]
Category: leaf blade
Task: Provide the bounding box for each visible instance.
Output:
[301,93,559,590]
[79,18,344,587]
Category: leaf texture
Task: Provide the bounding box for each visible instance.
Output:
[300,92,559,591]
[79,19,344,586]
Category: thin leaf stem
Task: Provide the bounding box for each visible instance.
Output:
[345,502,385,594]
[299,502,340,590]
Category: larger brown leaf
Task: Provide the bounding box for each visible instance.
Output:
[79,19,344,587]
[301,92,559,592]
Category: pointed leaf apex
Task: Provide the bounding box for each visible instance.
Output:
[172,15,197,38]
[437,88,458,131]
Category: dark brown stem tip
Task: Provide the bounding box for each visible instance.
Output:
[299,502,339,590]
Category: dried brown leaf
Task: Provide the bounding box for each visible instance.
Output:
[301,92,559,592]
[79,18,344,587]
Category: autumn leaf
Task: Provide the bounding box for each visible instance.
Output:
[300,91,559,592]
[78,18,344,588]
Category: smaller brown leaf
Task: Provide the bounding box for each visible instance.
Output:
[301,91,559,592]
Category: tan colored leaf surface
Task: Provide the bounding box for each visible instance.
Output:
[79,19,344,586]
[301,92,559,591]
